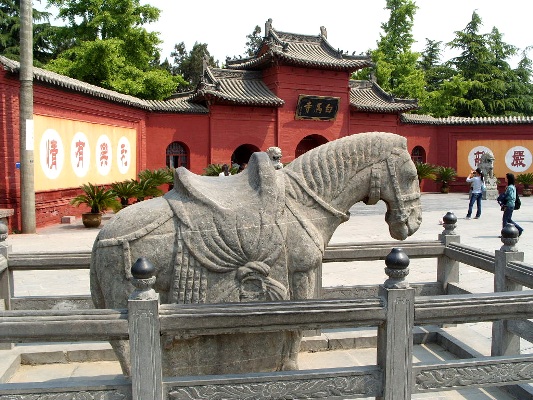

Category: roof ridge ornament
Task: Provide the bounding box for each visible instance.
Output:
[320,26,327,39]
[265,18,273,37]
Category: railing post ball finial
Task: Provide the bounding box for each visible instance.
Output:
[443,211,457,225]
[132,257,155,279]
[442,210,457,235]
[130,257,156,294]
[384,247,410,288]
[500,223,519,252]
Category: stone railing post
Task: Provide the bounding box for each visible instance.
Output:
[128,257,163,400]
[0,212,13,350]
[437,211,460,292]
[376,248,414,400]
[491,223,523,357]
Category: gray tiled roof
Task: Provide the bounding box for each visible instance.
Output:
[400,113,533,125]
[0,56,208,113]
[227,26,372,71]
[189,68,284,107]
[350,80,419,113]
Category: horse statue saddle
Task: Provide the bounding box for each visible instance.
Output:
[170,152,281,210]
[164,152,287,275]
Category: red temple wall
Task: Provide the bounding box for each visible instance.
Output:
[145,113,209,174]
[209,105,277,166]
[265,65,352,159]
[3,66,533,230]
[0,70,147,230]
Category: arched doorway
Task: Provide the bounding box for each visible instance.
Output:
[295,135,328,158]
[231,144,260,167]
[166,142,189,169]
[411,145,426,163]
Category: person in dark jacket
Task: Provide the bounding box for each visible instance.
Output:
[501,173,523,236]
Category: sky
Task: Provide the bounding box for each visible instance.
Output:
[141,0,532,67]
[38,0,532,67]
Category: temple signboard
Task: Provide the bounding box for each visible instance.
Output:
[295,95,340,121]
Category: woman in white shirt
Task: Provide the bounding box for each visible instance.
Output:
[466,167,484,219]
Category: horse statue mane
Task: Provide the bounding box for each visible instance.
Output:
[284,132,408,202]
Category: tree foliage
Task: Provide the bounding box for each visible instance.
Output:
[245,25,262,57]
[43,0,182,99]
[0,0,58,65]
[170,41,218,91]
[367,0,426,103]
[423,11,533,117]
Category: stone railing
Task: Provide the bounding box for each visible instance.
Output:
[2,213,533,398]
[1,242,533,399]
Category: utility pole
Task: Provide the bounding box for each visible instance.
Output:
[19,0,36,233]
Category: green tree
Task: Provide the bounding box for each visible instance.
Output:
[44,0,182,99]
[366,0,426,103]
[0,0,58,65]
[171,41,218,91]
[244,25,262,57]
[417,39,456,116]
[443,11,533,116]
[417,39,454,92]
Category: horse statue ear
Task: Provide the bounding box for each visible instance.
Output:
[246,152,278,194]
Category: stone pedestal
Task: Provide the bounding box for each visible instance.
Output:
[483,188,498,200]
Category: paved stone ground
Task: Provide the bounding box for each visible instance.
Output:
[3,193,533,398]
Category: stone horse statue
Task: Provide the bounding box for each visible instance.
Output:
[90,132,422,376]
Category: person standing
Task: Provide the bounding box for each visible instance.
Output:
[219,164,230,176]
[466,168,484,219]
[501,172,524,236]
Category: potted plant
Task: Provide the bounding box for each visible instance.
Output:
[516,173,533,197]
[70,183,120,228]
[111,179,140,208]
[414,162,437,189]
[435,166,457,193]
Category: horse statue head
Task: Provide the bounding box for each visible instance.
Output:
[283,132,422,242]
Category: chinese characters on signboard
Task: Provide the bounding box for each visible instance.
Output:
[295,95,340,121]
[463,143,533,177]
[35,115,136,191]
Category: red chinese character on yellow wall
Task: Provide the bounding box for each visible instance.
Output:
[120,143,128,166]
[46,139,59,170]
[74,140,85,168]
[473,150,485,166]
[100,142,109,166]
[511,150,526,168]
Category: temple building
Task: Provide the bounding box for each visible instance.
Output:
[1,20,533,229]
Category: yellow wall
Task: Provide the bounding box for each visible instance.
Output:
[457,140,533,177]
[34,115,137,191]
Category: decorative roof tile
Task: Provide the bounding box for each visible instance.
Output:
[227,21,372,72]
[145,98,208,113]
[350,80,419,113]
[400,114,533,125]
[0,55,208,113]
[189,67,284,107]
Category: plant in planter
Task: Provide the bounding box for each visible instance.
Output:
[70,183,121,228]
[516,173,533,197]
[435,166,457,193]
[111,179,140,208]
[138,168,174,186]
[414,162,437,188]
